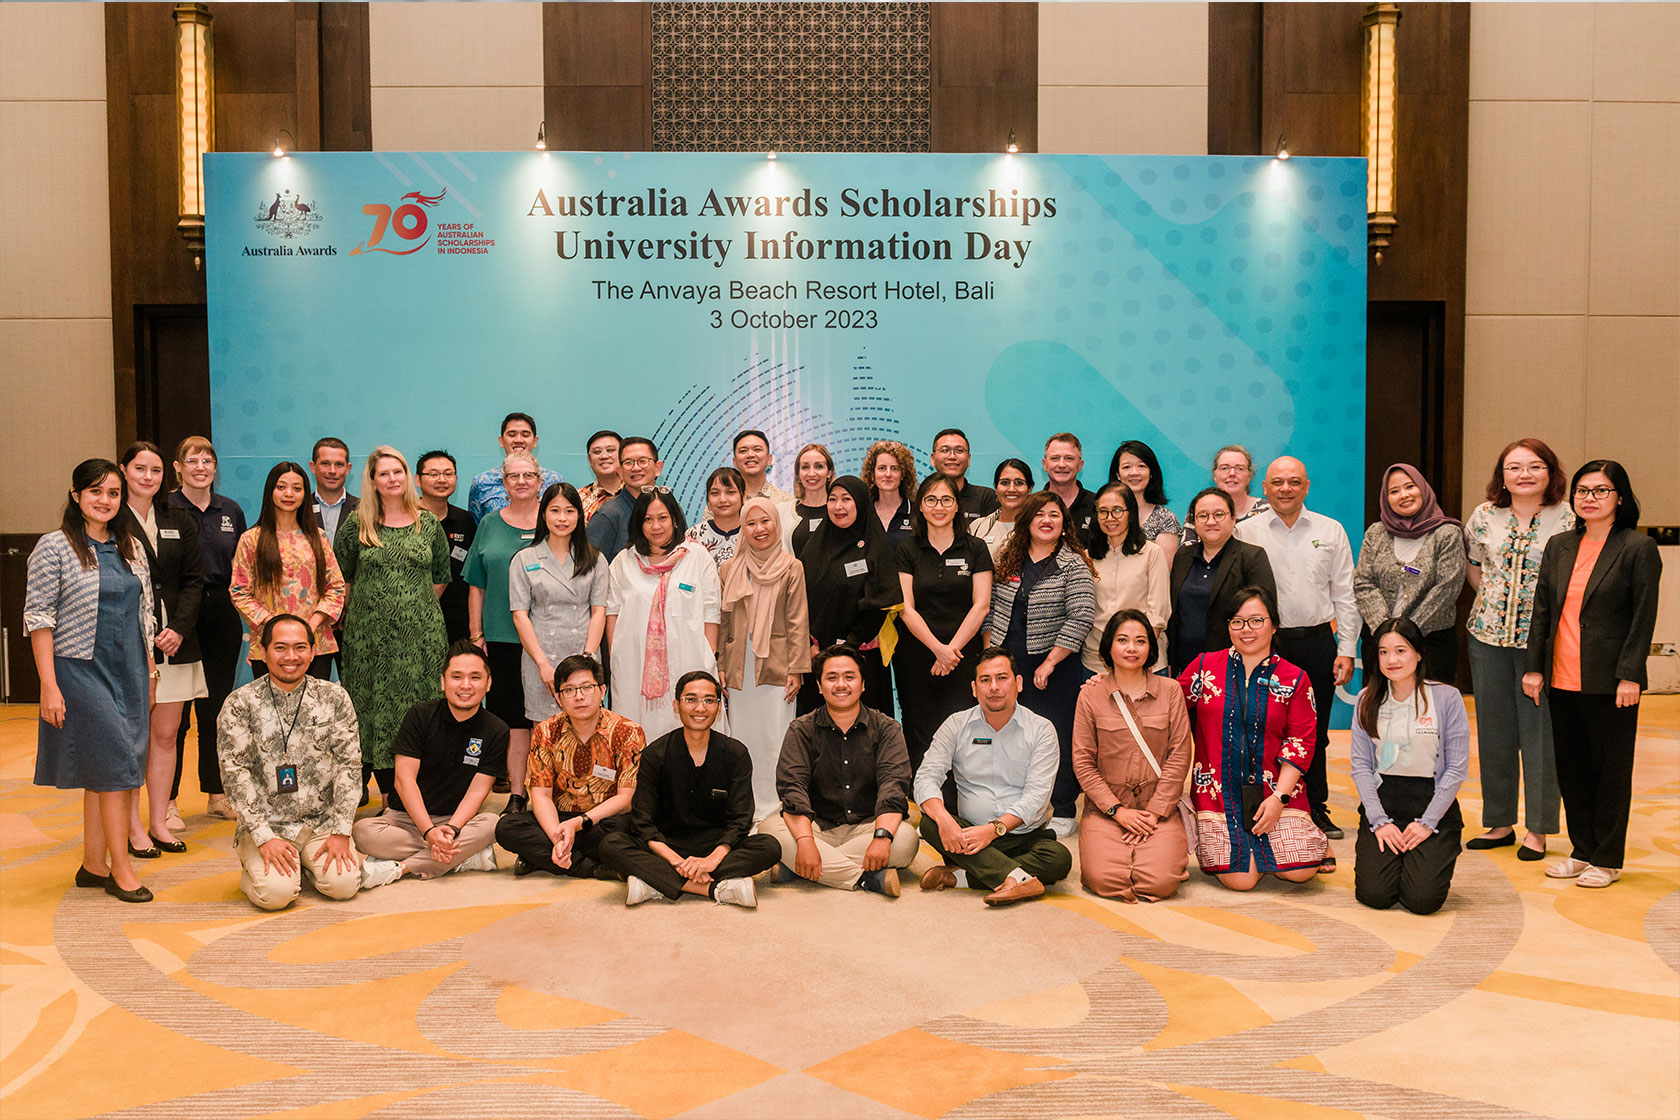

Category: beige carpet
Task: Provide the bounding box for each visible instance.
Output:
[1,698,1676,1119]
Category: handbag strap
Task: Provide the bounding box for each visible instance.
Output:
[1110,689,1163,778]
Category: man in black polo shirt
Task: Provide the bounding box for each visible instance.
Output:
[758,645,920,896]
[597,671,781,906]
[352,641,508,881]
[415,449,476,645]
[1042,432,1097,546]
[930,427,999,526]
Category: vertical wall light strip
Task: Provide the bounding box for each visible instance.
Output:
[1362,2,1400,265]
[173,3,214,270]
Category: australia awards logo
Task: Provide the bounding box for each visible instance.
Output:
[353,188,447,256]
[253,189,322,239]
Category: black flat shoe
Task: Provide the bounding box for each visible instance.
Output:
[128,842,162,859]
[75,866,110,888]
[149,833,188,854]
[502,794,528,816]
[1517,843,1546,861]
[513,856,535,877]
[105,880,154,903]
[1466,832,1516,850]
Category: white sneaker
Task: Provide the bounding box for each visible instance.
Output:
[359,858,403,889]
[626,876,663,906]
[455,846,499,873]
[1576,866,1621,888]
[1049,815,1079,839]
[712,877,758,908]
[1546,857,1592,879]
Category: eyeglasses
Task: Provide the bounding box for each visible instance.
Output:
[1095,507,1127,521]
[1573,486,1616,500]
[679,695,721,707]
[1504,463,1545,475]
[933,445,967,457]
[182,457,216,468]
[1194,510,1230,523]
[922,496,956,508]
[556,683,599,698]
[1228,616,1270,631]
[505,471,541,482]
[648,485,673,496]
[1214,464,1250,475]
[996,478,1030,489]
[621,457,655,469]
[419,469,455,478]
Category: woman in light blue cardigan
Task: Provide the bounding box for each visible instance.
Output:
[1349,618,1470,915]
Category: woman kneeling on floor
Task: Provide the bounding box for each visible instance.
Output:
[1349,619,1469,914]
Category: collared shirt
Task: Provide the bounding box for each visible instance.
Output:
[1464,501,1575,647]
[526,707,645,813]
[916,703,1059,831]
[167,490,246,588]
[311,491,353,544]
[1236,506,1359,656]
[217,676,362,847]
[955,479,1000,524]
[390,698,510,819]
[776,705,912,827]
[586,486,637,561]
[579,480,622,523]
[1044,482,1097,545]
[630,729,757,852]
[468,465,565,524]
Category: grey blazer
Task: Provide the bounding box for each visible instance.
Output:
[1525,528,1662,692]
[1353,523,1466,636]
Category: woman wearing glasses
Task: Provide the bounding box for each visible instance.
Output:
[1461,438,1572,859]
[893,474,995,772]
[1081,482,1169,676]
[970,459,1034,560]
[1524,461,1661,890]
[464,450,547,810]
[1353,464,1466,682]
[607,488,721,741]
[1180,445,1268,547]
[1179,586,1327,889]
[337,447,451,804]
[1167,488,1276,675]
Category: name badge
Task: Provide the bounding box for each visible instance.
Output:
[973,737,993,745]
[463,736,484,766]
[159,528,181,540]
[592,764,617,781]
[844,559,869,578]
[451,546,469,562]
[945,557,967,567]
[1402,564,1422,576]
[526,562,543,572]
[678,582,695,593]
[808,518,823,531]
[520,532,534,540]
[275,763,298,793]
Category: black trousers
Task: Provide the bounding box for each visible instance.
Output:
[1354,775,1463,915]
[892,639,980,774]
[175,587,243,797]
[1273,623,1336,820]
[597,830,781,899]
[494,809,627,878]
[1548,689,1640,869]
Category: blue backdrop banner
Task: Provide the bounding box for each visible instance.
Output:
[205,150,1368,711]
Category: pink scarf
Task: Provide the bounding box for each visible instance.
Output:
[720,498,795,684]
[635,543,688,700]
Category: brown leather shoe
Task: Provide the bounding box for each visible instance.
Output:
[983,875,1045,906]
[920,865,958,892]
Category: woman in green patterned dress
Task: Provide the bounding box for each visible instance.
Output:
[334,446,450,804]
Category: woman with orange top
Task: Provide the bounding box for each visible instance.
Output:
[230,461,346,680]
[1523,460,1661,890]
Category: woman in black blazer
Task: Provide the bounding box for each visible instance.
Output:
[1523,460,1661,889]
[118,443,204,853]
[1168,488,1278,674]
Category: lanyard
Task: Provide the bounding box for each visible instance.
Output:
[1234,659,1261,784]
[267,676,308,762]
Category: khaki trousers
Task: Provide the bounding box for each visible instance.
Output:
[235,828,363,911]
[352,810,499,879]
[757,814,919,890]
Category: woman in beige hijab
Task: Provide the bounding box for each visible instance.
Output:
[717,497,811,820]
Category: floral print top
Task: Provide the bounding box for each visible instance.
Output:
[1463,502,1575,647]
[229,527,347,658]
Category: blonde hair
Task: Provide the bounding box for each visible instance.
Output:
[861,440,916,499]
[353,445,422,546]
[172,435,217,489]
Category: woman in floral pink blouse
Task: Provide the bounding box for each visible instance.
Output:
[229,461,346,679]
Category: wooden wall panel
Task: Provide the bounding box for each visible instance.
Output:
[321,4,373,152]
[544,2,652,151]
[931,2,1036,152]
[1208,1,1262,156]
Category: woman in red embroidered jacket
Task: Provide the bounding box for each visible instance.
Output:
[1178,585,1328,889]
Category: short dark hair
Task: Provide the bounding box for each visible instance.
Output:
[912,473,969,540]
[1097,609,1159,671]
[444,639,491,675]
[993,458,1034,488]
[416,449,456,474]
[932,428,969,449]
[310,437,348,460]
[501,412,538,435]
[554,653,603,685]
[812,644,864,679]
[1087,482,1145,559]
[675,669,721,698]
[1571,460,1641,533]
[1108,439,1168,505]
[585,429,621,453]
[1188,486,1235,522]
[1232,584,1280,627]
[974,646,1018,677]
[629,488,688,555]
[260,613,316,648]
[620,435,659,459]
[732,429,770,452]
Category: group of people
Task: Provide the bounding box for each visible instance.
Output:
[27,417,1661,913]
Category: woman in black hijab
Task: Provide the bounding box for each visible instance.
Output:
[796,476,903,715]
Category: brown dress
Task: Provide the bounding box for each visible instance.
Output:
[1071,673,1193,901]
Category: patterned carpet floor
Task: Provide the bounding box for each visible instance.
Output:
[0,698,1675,1120]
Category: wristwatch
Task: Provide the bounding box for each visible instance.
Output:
[1104,804,1120,819]
[1274,790,1292,806]
[873,827,893,840]
[577,814,595,832]
[991,819,1007,837]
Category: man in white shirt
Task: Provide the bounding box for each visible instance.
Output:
[308,437,358,544]
[1236,456,1359,843]
[915,648,1071,905]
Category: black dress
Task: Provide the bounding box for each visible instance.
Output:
[797,477,902,716]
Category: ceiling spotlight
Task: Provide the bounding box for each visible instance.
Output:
[536,121,547,150]
[1275,135,1290,161]
[1006,130,1019,154]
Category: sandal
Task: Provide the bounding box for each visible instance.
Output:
[1318,854,1337,874]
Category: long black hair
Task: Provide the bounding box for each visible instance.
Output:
[533,482,599,575]
[911,473,970,540]
[253,461,329,600]
[61,458,141,570]
[1357,617,1430,738]
[628,488,688,556]
[1108,439,1168,505]
[1087,482,1145,559]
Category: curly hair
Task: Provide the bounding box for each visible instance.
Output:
[994,491,1095,580]
[861,440,917,500]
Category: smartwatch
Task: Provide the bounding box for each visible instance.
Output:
[872,827,893,840]
[1274,790,1292,806]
